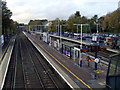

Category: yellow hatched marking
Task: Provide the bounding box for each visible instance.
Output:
[94,70,104,73]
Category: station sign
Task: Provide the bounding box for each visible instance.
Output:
[95,58,99,63]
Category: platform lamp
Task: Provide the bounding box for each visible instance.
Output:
[60,24,67,47]
[74,24,89,67]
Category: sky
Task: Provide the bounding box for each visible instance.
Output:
[6,0,120,24]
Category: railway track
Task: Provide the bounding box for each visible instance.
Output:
[3,32,71,89]
[86,49,116,63]
[64,39,116,62]
[3,34,25,88]
[75,44,116,62]
[21,34,58,88]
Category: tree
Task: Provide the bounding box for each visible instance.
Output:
[98,16,104,33]
[93,15,98,22]
[108,10,119,33]
[28,19,48,31]
[9,19,16,34]
[2,1,12,35]
[66,11,91,33]
[75,11,81,18]
[88,15,98,33]
[48,19,58,32]
[67,15,76,33]
[60,20,67,32]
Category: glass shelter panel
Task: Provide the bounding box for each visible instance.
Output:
[116,54,120,75]
[106,54,120,89]
[108,57,117,76]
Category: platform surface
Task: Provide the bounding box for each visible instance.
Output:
[25,32,108,89]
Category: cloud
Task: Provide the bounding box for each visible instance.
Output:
[6,0,120,24]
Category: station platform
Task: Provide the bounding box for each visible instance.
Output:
[34,32,120,53]
[48,34,120,53]
[0,37,15,89]
[24,32,108,89]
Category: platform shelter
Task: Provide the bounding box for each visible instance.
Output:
[61,41,78,59]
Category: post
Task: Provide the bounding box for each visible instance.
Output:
[57,39,59,50]
[70,47,71,59]
[95,50,98,70]
[81,24,82,49]
[58,18,59,36]
[73,24,89,67]
[79,24,83,67]
[74,47,75,61]
[41,26,42,32]
[62,44,63,53]
[60,25,62,47]
[49,37,51,46]
[79,50,82,67]
[97,24,98,33]
[77,25,78,33]
[29,25,30,32]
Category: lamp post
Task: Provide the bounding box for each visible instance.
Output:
[60,24,67,46]
[97,23,98,33]
[28,25,30,32]
[74,24,89,67]
[58,18,60,36]
[94,19,99,33]
[74,24,79,33]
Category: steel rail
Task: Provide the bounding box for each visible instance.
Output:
[22,37,45,89]
[29,42,59,88]
[19,37,26,88]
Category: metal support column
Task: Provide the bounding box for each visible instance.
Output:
[70,47,71,59]
[95,51,98,70]
[62,44,63,53]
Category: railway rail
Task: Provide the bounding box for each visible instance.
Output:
[3,33,25,88]
[3,32,71,89]
[87,50,116,62]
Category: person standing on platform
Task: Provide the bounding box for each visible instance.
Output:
[87,56,91,67]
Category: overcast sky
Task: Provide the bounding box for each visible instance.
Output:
[6,0,120,24]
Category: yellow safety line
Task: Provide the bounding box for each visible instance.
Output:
[29,35,92,90]
[102,63,108,67]
[0,40,11,62]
